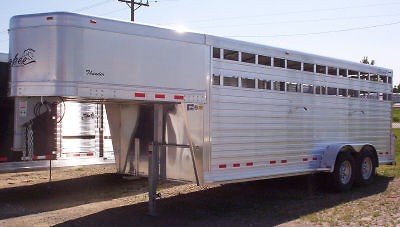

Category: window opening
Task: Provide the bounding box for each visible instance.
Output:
[273,81,286,91]
[379,75,388,83]
[223,76,239,87]
[315,86,326,95]
[348,70,359,79]
[258,79,272,90]
[339,68,347,77]
[328,67,338,76]
[241,52,256,64]
[287,60,301,70]
[223,49,239,61]
[273,57,285,68]
[370,74,378,81]
[360,91,369,99]
[241,78,256,88]
[213,47,221,59]
[327,87,337,95]
[303,63,314,72]
[212,75,220,85]
[286,82,301,92]
[316,65,326,74]
[303,84,314,94]
[379,93,384,101]
[338,88,347,97]
[258,55,272,66]
[360,72,369,80]
[348,89,359,98]
[368,92,378,100]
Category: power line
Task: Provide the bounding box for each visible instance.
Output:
[100,7,127,16]
[194,13,400,29]
[74,0,112,12]
[182,1,400,25]
[228,20,400,38]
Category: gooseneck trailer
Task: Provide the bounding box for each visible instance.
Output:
[6,12,395,214]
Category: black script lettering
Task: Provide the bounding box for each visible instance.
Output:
[10,48,36,67]
[85,69,105,78]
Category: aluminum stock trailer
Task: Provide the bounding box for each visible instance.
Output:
[6,12,395,213]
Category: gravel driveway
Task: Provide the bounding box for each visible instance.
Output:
[0,164,399,226]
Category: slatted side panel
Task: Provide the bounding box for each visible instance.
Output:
[206,86,391,183]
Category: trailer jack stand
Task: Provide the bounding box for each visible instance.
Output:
[148,104,163,216]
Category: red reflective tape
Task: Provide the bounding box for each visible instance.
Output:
[219,164,227,169]
[73,153,81,157]
[45,155,53,159]
[270,160,276,164]
[0,157,8,162]
[281,160,287,163]
[312,157,318,161]
[155,94,166,99]
[87,152,94,156]
[174,95,184,100]
[246,162,253,167]
[303,158,308,161]
[134,92,146,98]
[233,163,240,167]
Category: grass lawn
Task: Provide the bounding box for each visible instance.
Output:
[377,128,400,177]
[392,108,400,122]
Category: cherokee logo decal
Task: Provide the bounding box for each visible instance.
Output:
[10,48,36,67]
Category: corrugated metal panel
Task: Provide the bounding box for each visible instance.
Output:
[59,102,114,159]
[60,102,97,156]
[207,85,391,182]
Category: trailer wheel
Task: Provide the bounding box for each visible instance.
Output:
[331,152,355,192]
[355,149,376,186]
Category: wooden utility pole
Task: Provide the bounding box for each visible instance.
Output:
[117,0,149,22]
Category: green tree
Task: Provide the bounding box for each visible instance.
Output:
[393,84,400,93]
[361,56,375,65]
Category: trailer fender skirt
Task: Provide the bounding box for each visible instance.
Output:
[320,143,374,172]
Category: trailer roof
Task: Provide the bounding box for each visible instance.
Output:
[10,12,392,75]
[10,12,206,46]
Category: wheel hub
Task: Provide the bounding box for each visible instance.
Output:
[339,160,352,184]
[361,157,373,180]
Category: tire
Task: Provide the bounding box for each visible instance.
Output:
[355,149,376,186]
[331,152,355,192]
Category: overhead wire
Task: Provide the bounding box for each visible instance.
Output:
[0,0,114,36]
[0,1,399,39]
[100,7,127,16]
[74,0,112,12]
[182,1,400,25]
[194,13,400,29]
[228,20,400,38]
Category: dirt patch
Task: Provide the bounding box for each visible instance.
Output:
[0,164,399,226]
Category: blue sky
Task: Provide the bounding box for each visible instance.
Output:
[1,0,399,85]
